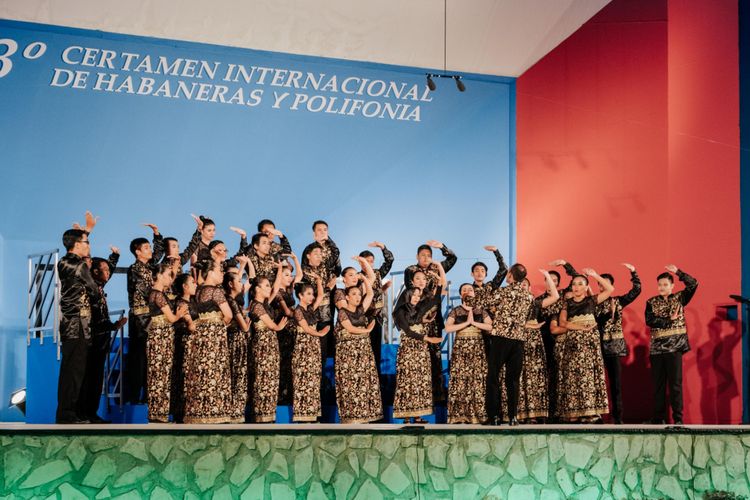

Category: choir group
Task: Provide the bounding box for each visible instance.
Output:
[54,212,698,425]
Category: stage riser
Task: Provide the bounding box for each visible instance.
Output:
[1,431,748,498]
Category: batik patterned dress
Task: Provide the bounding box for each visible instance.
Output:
[146,288,175,422]
[392,300,435,420]
[447,305,489,424]
[226,293,249,423]
[292,305,322,422]
[250,300,280,423]
[183,285,231,424]
[555,296,609,420]
[334,306,383,423]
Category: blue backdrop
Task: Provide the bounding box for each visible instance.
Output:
[0,20,515,421]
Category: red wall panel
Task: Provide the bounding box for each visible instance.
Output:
[517,0,741,423]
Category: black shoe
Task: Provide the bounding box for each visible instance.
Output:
[88,415,111,424]
[508,417,519,427]
[649,419,666,425]
[673,420,684,425]
[613,419,623,424]
[483,417,501,426]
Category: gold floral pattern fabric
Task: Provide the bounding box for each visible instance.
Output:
[146,320,174,422]
[292,306,322,422]
[250,301,280,423]
[393,336,433,419]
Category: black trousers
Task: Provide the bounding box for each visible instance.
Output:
[78,333,111,418]
[371,322,383,375]
[125,312,149,404]
[650,352,683,423]
[486,336,524,421]
[56,335,89,422]
[603,355,623,423]
[541,328,557,419]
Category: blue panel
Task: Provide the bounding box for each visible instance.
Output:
[0,20,516,421]
[740,0,750,423]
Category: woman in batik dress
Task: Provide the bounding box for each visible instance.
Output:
[445,284,492,424]
[146,263,188,422]
[223,263,251,423]
[555,270,614,423]
[183,259,233,424]
[249,276,288,423]
[171,272,197,423]
[334,279,382,424]
[393,278,444,423]
[292,280,329,422]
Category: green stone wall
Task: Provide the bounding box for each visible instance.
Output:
[1,430,749,499]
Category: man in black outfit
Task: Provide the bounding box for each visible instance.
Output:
[125,224,163,404]
[645,264,698,425]
[56,223,101,424]
[78,249,127,423]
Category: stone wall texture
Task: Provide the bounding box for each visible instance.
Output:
[1,430,749,499]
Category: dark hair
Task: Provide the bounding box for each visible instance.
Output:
[509,263,527,282]
[459,283,473,295]
[208,240,224,251]
[129,237,149,256]
[250,276,271,301]
[90,257,109,277]
[294,282,314,299]
[657,272,674,283]
[600,273,615,285]
[173,273,193,296]
[194,259,218,280]
[359,250,374,259]
[199,215,215,227]
[523,278,531,287]
[62,229,86,251]
[251,232,268,247]
[222,271,240,293]
[571,274,589,285]
[417,244,432,256]
[164,237,178,246]
[302,242,323,264]
[342,267,357,277]
[548,270,561,282]
[312,220,328,230]
[154,262,174,279]
[257,219,274,232]
[471,262,488,273]
[345,285,362,296]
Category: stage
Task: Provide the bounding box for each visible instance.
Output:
[2,424,749,498]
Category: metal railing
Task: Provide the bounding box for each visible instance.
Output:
[105,309,126,411]
[27,249,60,358]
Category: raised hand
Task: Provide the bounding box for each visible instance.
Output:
[190,214,203,230]
[539,269,551,277]
[229,226,247,239]
[548,259,566,267]
[368,241,385,249]
[269,228,283,237]
[84,211,99,232]
[381,280,392,292]
[142,223,159,235]
[622,263,636,272]
[483,245,497,252]
[582,268,598,277]
[665,264,678,274]
[110,246,120,255]
[426,240,443,248]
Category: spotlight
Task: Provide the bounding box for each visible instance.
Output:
[454,76,465,92]
[9,388,26,415]
[426,74,436,91]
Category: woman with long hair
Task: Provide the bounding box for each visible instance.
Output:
[223,264,251,423]
[171,272,197,423]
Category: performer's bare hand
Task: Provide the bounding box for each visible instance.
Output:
[665,264,678,274]
[368,241,385,249]
[142,223,159,235]
[483,245,497,252]
[426,240,443,248]
[548,259,566,267]
[622,263,636,272]
[191,214,203,230]
[110,246,120,255]
[85,211,99,232]
[229,226,246,239]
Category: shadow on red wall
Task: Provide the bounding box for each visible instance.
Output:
[517,0,741,423]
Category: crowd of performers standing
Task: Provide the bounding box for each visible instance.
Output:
[55,212,698,425]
